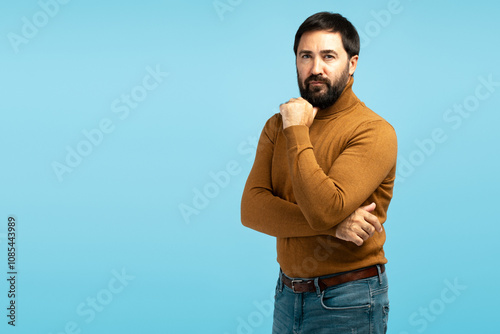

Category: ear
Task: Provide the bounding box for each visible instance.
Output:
[348,55,359,76]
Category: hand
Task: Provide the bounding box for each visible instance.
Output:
[335,203,383,246]
[279,97,319,129]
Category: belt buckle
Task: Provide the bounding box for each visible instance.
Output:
[291,279,303,293]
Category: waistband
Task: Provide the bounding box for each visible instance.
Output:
[281,264,385,293]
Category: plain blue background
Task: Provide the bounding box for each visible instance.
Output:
[1,0,499,333]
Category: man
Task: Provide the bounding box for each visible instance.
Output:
[240,12,397,333]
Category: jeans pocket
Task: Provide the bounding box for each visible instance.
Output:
[318,283,371,331]
[319,282,371,311]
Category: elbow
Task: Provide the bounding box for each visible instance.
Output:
[240,208,251,228]
[240,192,253,228]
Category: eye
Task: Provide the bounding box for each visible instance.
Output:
[324,54,335,60]
[301,54,311,59]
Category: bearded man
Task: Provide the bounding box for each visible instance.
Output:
[241,12,398,334]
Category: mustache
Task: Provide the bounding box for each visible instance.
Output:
[304,75,331,86]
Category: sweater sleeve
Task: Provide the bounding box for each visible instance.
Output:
[284,121,397,231]
[241,115,334,238]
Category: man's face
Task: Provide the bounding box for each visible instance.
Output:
[296,30,358,110]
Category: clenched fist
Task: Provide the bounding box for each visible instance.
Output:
[279,97,319,129]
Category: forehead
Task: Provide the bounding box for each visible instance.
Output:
[297,30,345,54]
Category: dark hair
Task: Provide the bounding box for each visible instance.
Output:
[293,12,360,59]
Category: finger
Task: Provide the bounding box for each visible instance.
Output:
[361,202,376,212]
[362,209,382,232]
[373,220,383,233]
[365,214,382,232]
[354,226,370,241]
[353,235,364,246]
[337,229,364,246]
[361,223,375,237]
[312,107,319,118]
[280,99,294,108]
[345,231,364,246]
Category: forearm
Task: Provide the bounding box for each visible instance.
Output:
[241,183,335,238]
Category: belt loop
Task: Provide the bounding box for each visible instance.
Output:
[376,265,382,285]
[278,269,284,292]
[313,277,321,297]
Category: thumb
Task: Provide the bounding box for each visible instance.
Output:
[361,202,376,212]
[312,107,319,118]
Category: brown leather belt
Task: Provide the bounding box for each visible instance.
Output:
[281,264,385,293]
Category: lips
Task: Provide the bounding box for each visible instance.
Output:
[305,76,330,87]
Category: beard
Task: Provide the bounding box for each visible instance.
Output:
[298,63,350,110]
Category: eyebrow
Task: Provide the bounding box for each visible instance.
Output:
[299,49,339,57]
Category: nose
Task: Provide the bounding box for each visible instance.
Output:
[311,57,323,76]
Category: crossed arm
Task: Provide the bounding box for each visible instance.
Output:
[241,98,396,245]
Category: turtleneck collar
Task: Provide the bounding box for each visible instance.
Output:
[314,76,359,120]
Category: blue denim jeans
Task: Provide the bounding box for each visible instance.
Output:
[272,266,389,334]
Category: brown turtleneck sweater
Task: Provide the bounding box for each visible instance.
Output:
[241,77,397,278]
